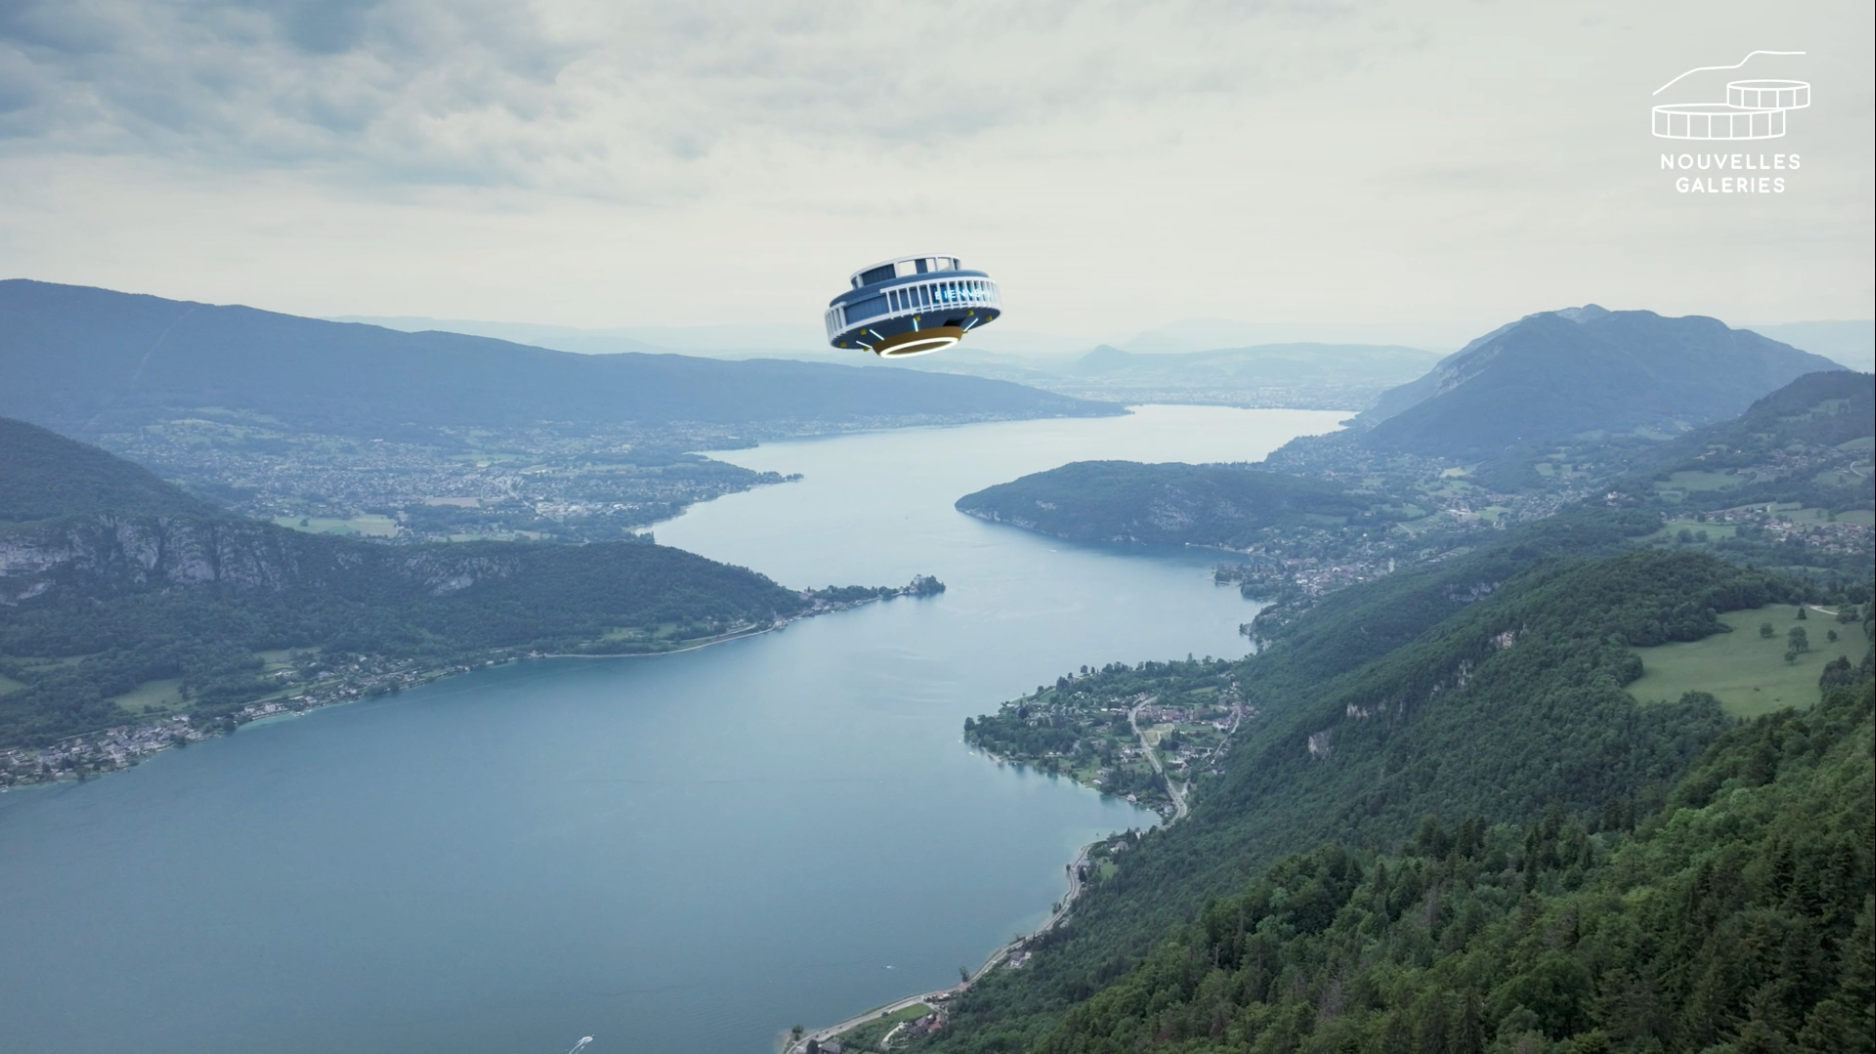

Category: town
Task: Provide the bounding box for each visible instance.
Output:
[964,657,1249,817]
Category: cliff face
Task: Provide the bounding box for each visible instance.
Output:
[0,514,520,605]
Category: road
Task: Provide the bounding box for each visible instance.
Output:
[1128,700,1189,821]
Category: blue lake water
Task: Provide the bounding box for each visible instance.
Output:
[0,405,1342,1053]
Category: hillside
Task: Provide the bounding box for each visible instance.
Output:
[0,423,831,759]
[1644,368,1875,467]
[1358,306,1842,457]
[0,279,1115,440]
[953,462,1381,548]
[1022,672,1875,1053]
[921,519,1816,1050]
[0,416,214,522]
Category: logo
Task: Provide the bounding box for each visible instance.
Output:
[1651,50,1809,140]
[1652,51,1807,194]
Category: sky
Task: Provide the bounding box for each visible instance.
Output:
[1,0,1871,345]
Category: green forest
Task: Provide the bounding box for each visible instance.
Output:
[917,514,1871,1053]
[954,460,1394,547]
[1027,674,1874,1053]
[909,370,1873,1053]
[0,531,810,749]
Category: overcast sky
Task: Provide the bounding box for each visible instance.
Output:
[1,0,1870,343]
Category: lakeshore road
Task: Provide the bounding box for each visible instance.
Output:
[784,843,1097,1054]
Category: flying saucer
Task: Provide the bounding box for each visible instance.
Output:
[823,254,1002,358]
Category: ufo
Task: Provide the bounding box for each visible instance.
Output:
[824,254,1002,358]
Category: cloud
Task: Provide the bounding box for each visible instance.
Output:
[0,0,1410,193]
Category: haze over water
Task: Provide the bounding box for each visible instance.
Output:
[0,406,1342,1053]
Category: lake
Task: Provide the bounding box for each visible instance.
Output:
[0,405,1343,1053]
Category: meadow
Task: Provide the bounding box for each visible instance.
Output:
[1628,603,1867,717]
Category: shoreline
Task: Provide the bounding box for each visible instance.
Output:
[780,837,1114,1054]
[2,589,930,790]
[785,706,1212,1049]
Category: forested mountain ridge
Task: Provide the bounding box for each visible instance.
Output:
[921,516,1822,1051]
[1623,368,1874,491]
[1027,673,1875,1053]
[0,416,215,522]
[953,462,1384,547]
[0,423,833,762]
[0,279,1115,441]
[1358,307,1841,457]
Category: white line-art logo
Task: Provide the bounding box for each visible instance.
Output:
[1652,51,1809,140]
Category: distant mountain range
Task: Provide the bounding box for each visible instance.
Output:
[0,280,1115,442]
[1353,306,1843,458]
[334,309,1872,418]
[899,341,1447,410]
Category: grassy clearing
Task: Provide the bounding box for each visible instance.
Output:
[257,648,317,669]
[836,1002,936,1048]
[1139,723,1174,748]
[1659,518,1736,540]
[1629,605,1868,718]
[273,514,400,538]
[1664,470,1741,492]
[110,678,187,715]
[0,673,25,696]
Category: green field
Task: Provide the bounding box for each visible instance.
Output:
[0,672,25,696]
[110,678,186,715]
[1629,605,1868,718]
[833,1001,936,1048]
[273,514,400,538]
[1664,469,1741,491]
[1658,518,1735,541]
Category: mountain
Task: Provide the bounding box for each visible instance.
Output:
[906,342,1445,410]
[925,522,1808,1050]
[1119,317,1481,354]
[1356,306,1843,457]
[1020,672,1875,1053]
[1747,319,1875,372]
[954,461,1380,548]
[0,420,822,754]
[1648,367,1876,459]
[0,416,215,522]
[1059,342,1443,407]
[328,316,675,356]
[0,280,1115,441]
